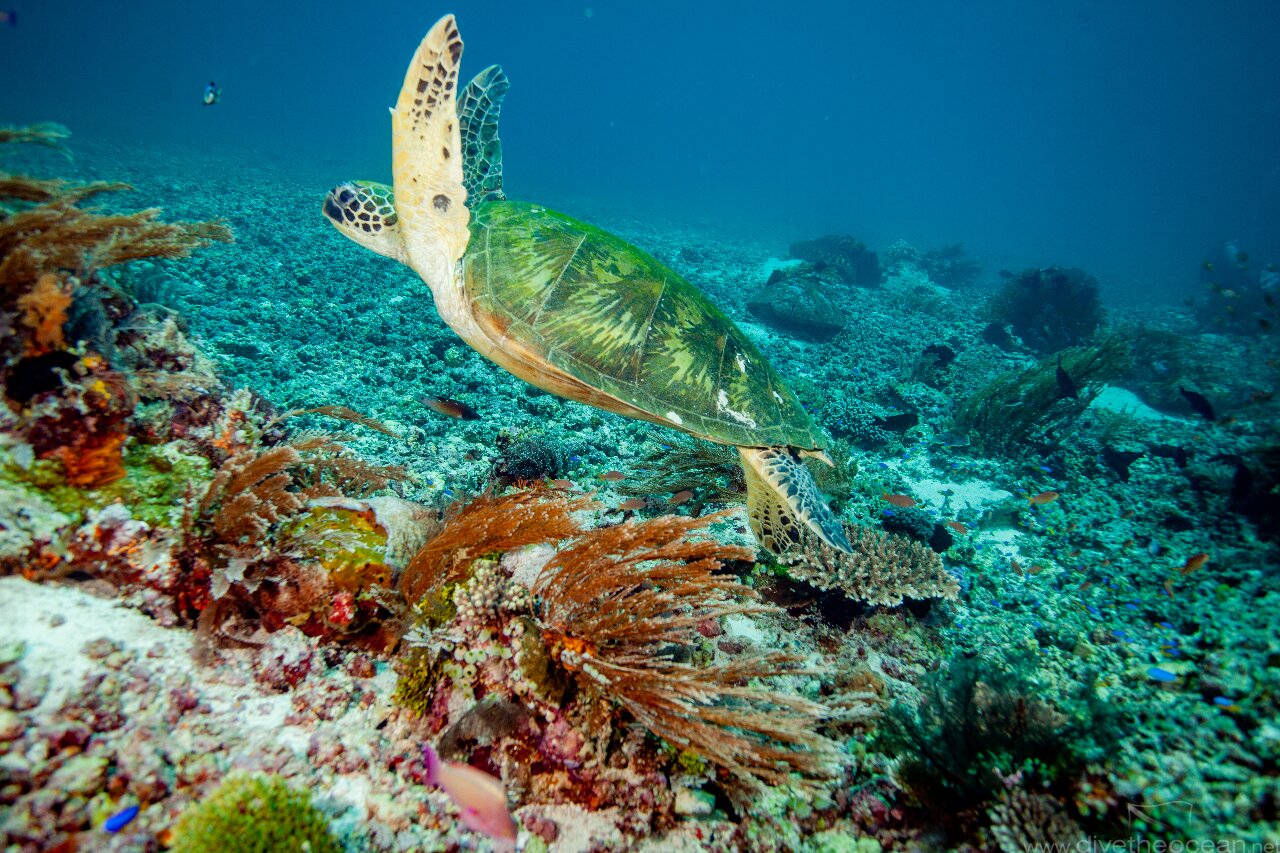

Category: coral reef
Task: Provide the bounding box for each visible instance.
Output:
[789,234,883,287]
[986,266,1105,353]
[778,524,959,607]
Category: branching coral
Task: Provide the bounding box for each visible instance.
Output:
[533,513,843,789]
[778,523,957,607]
[986,789,1086,853]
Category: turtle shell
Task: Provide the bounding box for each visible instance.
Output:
[464,200,822,450]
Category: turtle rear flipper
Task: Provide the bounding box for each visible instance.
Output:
[740,447,852,554]
[458,65,510,206]
[392,14,470,274]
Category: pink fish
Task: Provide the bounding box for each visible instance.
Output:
[423,745,517,850]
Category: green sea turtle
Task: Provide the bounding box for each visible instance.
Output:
[322,15,851,554]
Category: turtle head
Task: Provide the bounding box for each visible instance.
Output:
[322,180,408,264]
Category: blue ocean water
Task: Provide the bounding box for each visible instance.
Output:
[3,1,1279,302]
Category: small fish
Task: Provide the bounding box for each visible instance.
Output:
[668,490,694,506]
[874,411,919,432]
[1179,552,1209,575]
[881,492,917,508]
[202,80,222,106]
[1027,491,1060,505]
[1101,558,1112,566]
[1261,318,1273,331]
[1055,356,1077,399]
[945,520,969,535]
[0,9,15,26]
[1147,666,1178,683]
[1068,548,1082,557]
[1101,446,1143,483]
[1079,581,1092,592]
[1066,521,1078,532]
[617,498,647,511]
[1250,389,1275,403]
[422,396,480,420]
[1027,564,1044,575]
[1201,260,1214,271]
[1163,577,1175,597]
[1212,696,1240,712]
[1121,510,1136,519]
[463,451,480,462]
[599,470,626,482]
[1122,538,1135,548]
[1148,443,1190,468]
[104,804,140,833]
[1236,250,1249,264]
[1179,386,1215,422]
[1011,559,1023,575]
[549,479,574,489]
[422,745,517,850]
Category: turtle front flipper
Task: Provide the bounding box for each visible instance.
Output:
[392,14,470,279]
[458,65,510,206]
[739,446,852,555]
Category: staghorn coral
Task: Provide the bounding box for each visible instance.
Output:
[533,513,843,790]
[779,523,958,607]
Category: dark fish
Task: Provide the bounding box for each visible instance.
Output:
[981,322,1016,349]
[1148,443,1190,468]
[1179,386,1215,421]
[422,396,480,420]
[1101,446,1143,483]
[874,411,919,432]
[1261,318,1273,331]
[922,344,957,367]
[1055,356,1077,399]
[998,269,1014,279]
[0,10,15,26]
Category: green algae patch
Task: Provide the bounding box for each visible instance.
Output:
[169,774,341,853]
[0,441,212,529]
[280,504,392,595]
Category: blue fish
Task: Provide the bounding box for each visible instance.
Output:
[105,804,139,833]
[1147,667,1177,683]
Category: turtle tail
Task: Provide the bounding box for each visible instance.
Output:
[739,447,852,555]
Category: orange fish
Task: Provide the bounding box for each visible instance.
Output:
[882,492,917,508]
[1068,548,1082,557]
[600,471,626,482]
[1027,564,1045,575]
[422,396,480,420]
[1066,522,1078,532]
[1028,491,1060,505]
[423,745,517,849]
[946,520,969,535]
[668,490,694,506]
[1122,538,1135,548]
[1101,558,1112,566]
[1164,578,1175,597]
[1011,559,1023,576]
[549,479,573,489]
[617,498,647,511]
[1179,552,1209,575]
[1079,581,1092,592]
[1121,510,1136,520]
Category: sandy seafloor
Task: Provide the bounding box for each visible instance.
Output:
[1,136,1279,851]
